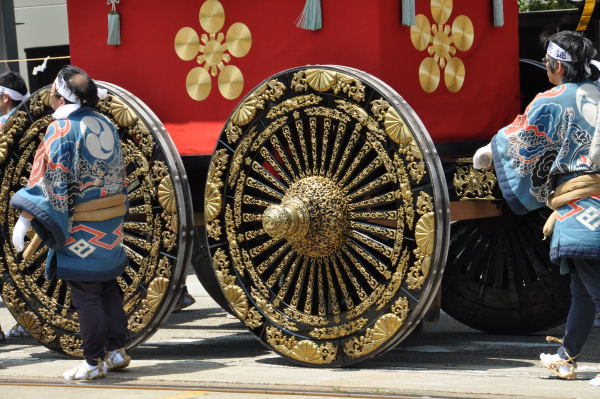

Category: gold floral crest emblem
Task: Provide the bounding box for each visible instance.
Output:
[410,0,474,93]
[174,0,252,101]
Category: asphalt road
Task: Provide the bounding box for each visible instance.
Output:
[1,273,599,399]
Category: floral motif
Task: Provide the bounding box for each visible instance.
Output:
[410,0,474,93]
[174,0,252,101]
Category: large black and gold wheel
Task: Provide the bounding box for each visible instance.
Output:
[442,207,570,334]
[204,65,450,366]
[0,82,193,355]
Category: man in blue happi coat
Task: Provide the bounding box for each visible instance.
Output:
[474,31,600,386]
[10,65,131,380]
[0,71,28,130]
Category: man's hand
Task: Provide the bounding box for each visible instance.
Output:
[12,215,32,252]
[473,143,493,170]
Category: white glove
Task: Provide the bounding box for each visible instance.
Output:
[12,215,32,252]
[473,143,493,170]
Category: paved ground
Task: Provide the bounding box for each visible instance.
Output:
[1,273,599,399]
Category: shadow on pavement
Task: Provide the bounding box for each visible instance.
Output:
[163,306,246,331]
[100,359,226,381]
[132,331,269,361]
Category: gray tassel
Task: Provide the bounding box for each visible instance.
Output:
[402,0,416,26]
[296,0,322,31]
[107,12,121,45]
[492,0,504,27]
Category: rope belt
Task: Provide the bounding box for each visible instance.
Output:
[23,194,127,260]
[543,174,600,238]
[72,194,127,221]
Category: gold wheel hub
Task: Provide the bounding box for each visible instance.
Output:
[263,176,349,257]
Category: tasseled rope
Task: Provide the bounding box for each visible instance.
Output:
[107,0,121,45]
[296,0,322,31]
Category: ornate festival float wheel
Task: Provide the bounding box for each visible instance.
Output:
[0,82,193,355]
[442,206,570,334]
[203,65,451,366]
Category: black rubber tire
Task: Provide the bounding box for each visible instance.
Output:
[191,225,232,314]
[442,207,570,334]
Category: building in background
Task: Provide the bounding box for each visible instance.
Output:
[0,0,19,74]
[1,0,69,91]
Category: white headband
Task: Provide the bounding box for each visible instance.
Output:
[0,85,29,101]
[547,41,573,62]
[54,75,80,104]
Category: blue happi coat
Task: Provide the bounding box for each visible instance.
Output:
[10,107,128,281]
[492,82,600,265]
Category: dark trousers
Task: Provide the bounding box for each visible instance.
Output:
[67,279,127,365]
[561,258,600,359]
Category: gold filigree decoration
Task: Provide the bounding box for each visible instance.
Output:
[206,219,223,240]
[371,98,424,183]
[128,276,169,332]
[127,120,155,157]
[205,183,222,222]
[205,148,229,222]
[17,311,42,339]
[391,296,410,319]
[416,191,433,215]
[343,313,404,358]
[157,176,176,213]
[223,285,248,317]
[224,121,243,144]
[410,0,474,93]
[2,282,24,313]
[291,69,365,102]
[0,112,26,165]
[309,318,368,339]
[393,153,415,230]
[371,99,414,145]
[109,97,138,127]
[453,165,497,200]
[174,0,252,101]
[335,99,381,135]
[266,326,337,365]
[416,212,435,254]
[251,288,298,331]
[376,248,410,310]
[18,310,56,344]
[213,248,263,328]
[27,89,50,116]
[230,80,286,126]
[0,136,9,165]
[266,94,323,120]
[146,277,169,311]
[406,212,435,290]
[161,211,178,251]
[60,335,83,357]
